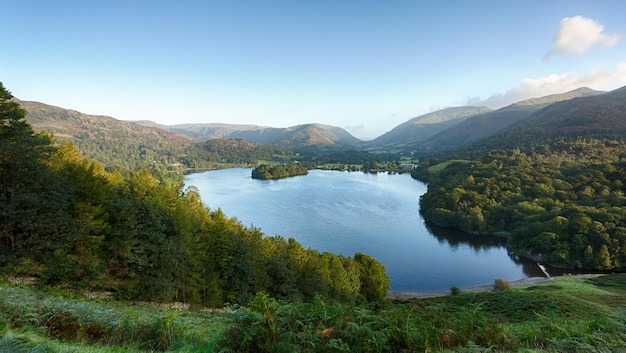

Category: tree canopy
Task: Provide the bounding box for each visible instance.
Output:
[0,82,390,305]
[251,163,308,180]
[415,139,626,270]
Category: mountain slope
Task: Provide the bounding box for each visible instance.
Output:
[420,87,602,154]
[19,99,195,172]
[461,85,626,155]
[230,123,363,147]
[146,122,266,141]
[369,106,492,147]
[136,121,363,147]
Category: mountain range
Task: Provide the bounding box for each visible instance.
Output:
[416,87,603,154]
[19,85,626,168]
[465,85,626,156]
[134,121,363,147]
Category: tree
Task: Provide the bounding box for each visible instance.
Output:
[354,252,390,303]
[0,83,75,276]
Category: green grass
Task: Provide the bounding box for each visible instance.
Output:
[1,326,142,353]
[590,273,626,291]
[527,275,626,308]
[217,276,626,352]
[0,284,229,352]
[2,274,626,352]
[316,163,362,170]
[427,159,470,173]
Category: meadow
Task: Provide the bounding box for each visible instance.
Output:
[1,274,625,352]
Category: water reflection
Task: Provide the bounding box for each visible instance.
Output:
[186,168,546,292]
[425,222,546,278]
[425,222,508,251]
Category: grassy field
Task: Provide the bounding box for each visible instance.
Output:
[0,282,230,352]
[427,159,471,173]
[1,274,625,352]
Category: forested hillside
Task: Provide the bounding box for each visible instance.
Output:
[21,99,400,176]
[413,86,626,271]
[369,106,491,147]
[418,87,601,155]
[20,99,195,174]
[415,138,626,270]
[1,83,390,306]
[186,138,295,168]
[136,121,364,147]
[454,86,626,159]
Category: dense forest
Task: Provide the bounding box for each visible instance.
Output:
[0,83,390,306]
[251,163,309,180]
[414,138,626,270]
[186,138,295,168]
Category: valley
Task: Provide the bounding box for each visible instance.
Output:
[3,82,626,352]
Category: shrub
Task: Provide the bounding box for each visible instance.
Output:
[450,286,461,295]
[494,278,510,291]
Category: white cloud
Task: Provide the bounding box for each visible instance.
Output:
[466,62,626,108]
[545,16,621,59]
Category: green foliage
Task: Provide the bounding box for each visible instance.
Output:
[251,163,308,180]
[450,285,461,295]
[202,139,292,161]
[2,273,626,352]
[219,278,626,352]
[1,83,390,307]
[1,84,76,275]
[354,253,390,303]
[417,139,626,270]
[590,273,626,290]
[0,283,229,352]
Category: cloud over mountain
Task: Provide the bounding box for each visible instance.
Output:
[467,62,626,109]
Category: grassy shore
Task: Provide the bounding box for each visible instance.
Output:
[1,274,625,352]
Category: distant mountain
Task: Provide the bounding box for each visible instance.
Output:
[419,87,602,155]
[459,85,626,156]
[19,84,621,170]
[19,99,196,172]
[232,123,363,147]
[133,122,266,141]
[135,121,364,147]
[368,106,492,147]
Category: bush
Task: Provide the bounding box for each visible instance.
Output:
[494,278,510,291]
[450,286,461,295]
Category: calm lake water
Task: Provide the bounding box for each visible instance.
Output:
[184,168,544,292]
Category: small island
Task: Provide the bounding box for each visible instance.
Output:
[251,163,309,180]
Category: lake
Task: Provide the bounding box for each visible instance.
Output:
[184,168,544,293]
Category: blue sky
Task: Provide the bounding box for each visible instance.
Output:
[3,1,626,140]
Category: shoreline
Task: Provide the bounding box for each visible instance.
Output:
[388,276,551,299]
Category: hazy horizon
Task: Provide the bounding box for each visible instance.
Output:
[3,1,626,139]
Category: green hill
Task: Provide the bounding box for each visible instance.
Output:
[415,85,626,272]
[135,121,364,147]
[20,100,302,173]
[20,99,196,173]
[419,87,602,155]
[463,85,626,156]
[369,106,491,147]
